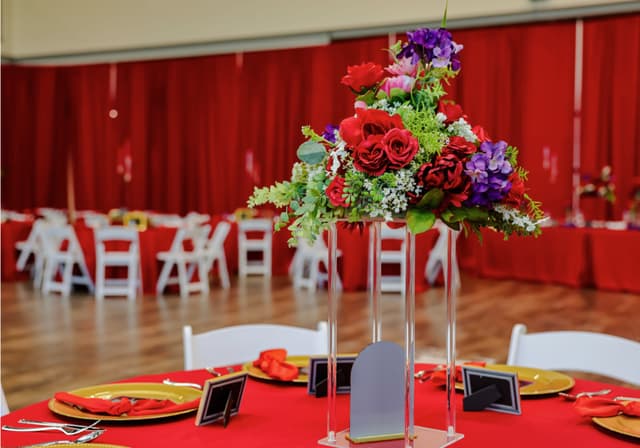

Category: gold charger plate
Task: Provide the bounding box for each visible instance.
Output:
[593,407,640,439]
[243,355,310,384]
[454,364,575,396]
[48,382,202,421]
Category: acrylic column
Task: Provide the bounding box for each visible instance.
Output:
[320,220,463,448]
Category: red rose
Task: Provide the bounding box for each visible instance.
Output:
[503,172,526,207]
[353,135,389,176]
[341,62,385,93]
[416,150,471,208]
[445,136,476,157]
[339,109,404,149]
[326,176,349,208]
[472,125,491,143]
[382,128,419,169]
[438,101,467,124]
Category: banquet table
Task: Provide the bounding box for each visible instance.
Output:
[458,226,640,294]
[1,366,637,448]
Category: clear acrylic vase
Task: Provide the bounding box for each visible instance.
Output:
[318,220,463,448]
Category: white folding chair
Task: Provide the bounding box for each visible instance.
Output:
[200,221,231,289]
[290,235,342,291]
[37,208,68,225]
[149,213,184,228]
[425,221,460,289]
[16,219,47,288]
[185,212,210,228]
[1,383,9,416]
[94,226,141,300]
[41,225,94,297]
[376,223,407,294]
[82,212,110,229]
[507,323,640,386]
[183,322,328,370]
[237,218,273,277]
[156,225,211,297]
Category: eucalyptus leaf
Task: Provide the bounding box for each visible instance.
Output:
[297,140,327,164]
[407,209,436,234]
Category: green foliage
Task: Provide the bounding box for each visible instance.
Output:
[407,208,436,233]
[297,140,327,164]
[399,107,447,162]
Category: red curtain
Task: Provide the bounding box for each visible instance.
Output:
[2,15,638,219]
[581,14,640,220]
[447,20,576,219]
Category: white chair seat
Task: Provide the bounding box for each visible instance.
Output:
[183,322,328,369]
[507,323,640,386]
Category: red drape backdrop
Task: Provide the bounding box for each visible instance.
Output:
[2,14,639,219]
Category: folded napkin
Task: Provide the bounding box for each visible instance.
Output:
[574,396,640,418]
[54,391,200,417]
[252,349,299,381]
[430,362,487,386]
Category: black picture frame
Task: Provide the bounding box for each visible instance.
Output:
[195,372,248,426]
[462,366,522,415]
[307,356,356,396]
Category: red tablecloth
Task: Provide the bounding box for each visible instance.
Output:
[0,220,33,282]
[458,227,590,288]
[589,228,640,294]
[1,366,637,447]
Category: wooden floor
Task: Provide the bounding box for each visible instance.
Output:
[2,274,639,410]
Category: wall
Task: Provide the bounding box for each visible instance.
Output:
[2,0,639,61]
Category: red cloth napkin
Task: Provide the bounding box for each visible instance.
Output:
[252,349,299,381]
[430,362,487,386]
[54,391,200,416]
[574,396,640,417]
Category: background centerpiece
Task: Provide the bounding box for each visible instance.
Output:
[249,28,543,242]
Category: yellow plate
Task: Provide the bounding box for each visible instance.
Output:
[454,364,575,396]
[48,382,202,421]
[593,406,640,439]
[243,355,310,384]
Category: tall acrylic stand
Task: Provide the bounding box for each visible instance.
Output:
[319,221,463,448]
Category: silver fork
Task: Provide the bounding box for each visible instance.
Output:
[18,419,103,432]
[2,418,100,436]
[558,389,611,400]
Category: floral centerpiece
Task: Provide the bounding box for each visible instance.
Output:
[249,27,543,244]
[577,165,616,203]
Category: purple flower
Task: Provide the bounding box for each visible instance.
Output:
[464,141,513,207]
[322,124,339,143]
[397,28,463,71]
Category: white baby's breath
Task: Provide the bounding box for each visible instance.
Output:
[447,118,477,143]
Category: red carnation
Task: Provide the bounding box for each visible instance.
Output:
[438,101,467,124]
[326,176,349,208]
[353,135,389,176]
[445,136,476,157]
[341,62,385,93]
[416,150,471,208]
[383,128,419,169]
